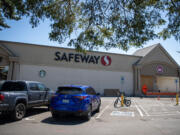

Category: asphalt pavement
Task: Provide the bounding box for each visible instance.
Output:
[0,97,180,135]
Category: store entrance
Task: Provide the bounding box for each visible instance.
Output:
[0,66,9,80]
[141,75,179,95]
[141,75,154,92]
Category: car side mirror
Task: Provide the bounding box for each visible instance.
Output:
[96,93,100,96]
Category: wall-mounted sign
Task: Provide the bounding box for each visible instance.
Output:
[54,52,112,66]
[101,56,111,66]
[175,79,178,84]
[121,76,125,84]
[39,70,46,78]
[156,65,163,73]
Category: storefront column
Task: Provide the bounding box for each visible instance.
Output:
[178,68,180,93]
[133,66,137,96]
[7,56,19,80]
[7,61,13,80]
[134,65,142,96]
[137,66,142,96]
[12,62,20,80]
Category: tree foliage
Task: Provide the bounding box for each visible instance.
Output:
[0,0,180,51]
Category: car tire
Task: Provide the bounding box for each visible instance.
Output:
[84,105,92,121]
[96,104,101,113]
[51,112,59,119]
[47,105,50,111]
[12,103,26,121]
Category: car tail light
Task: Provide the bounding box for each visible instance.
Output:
[51,94,58,99]
[74,96,87,101]
[0,94,4,101]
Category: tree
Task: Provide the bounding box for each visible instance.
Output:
[0,0,180,51]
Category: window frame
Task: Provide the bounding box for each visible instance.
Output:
[37,83,46,91]
[0,81,27,91]
[56,87,83,95]
[29,83,39,91]
[86,87,96,95]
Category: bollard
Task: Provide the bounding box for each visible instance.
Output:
[176,93,179,105]
[121,93,124,107]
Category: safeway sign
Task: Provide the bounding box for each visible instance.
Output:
[54,51,112,66]
[101,56,111,66]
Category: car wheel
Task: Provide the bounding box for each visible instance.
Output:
[47,105,50,111]
[51,112,59,119]
[96,104,101,113]
[12,103,26,121]
[84,106,92,121]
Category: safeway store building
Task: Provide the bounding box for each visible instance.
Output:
[0,40,180,96]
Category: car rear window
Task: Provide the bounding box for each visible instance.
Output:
[56,87,83,95]
[0,81,27,91]
[0,81,4,90]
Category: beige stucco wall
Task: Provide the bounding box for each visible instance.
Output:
[157,76,179,92]
[1,41,140,72]
[140,46,177,67]
[141,63,178,77]
[19,64,134,95]
[0,47,9,66]
[140,46,179,77]
[133,45,180,96]
[0,41,140,95]
[1,41,179,96]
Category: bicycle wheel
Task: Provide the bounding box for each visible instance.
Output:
[124,99,131,107]
[114,98,121,108]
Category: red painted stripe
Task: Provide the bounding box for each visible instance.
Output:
[146,92,177,96]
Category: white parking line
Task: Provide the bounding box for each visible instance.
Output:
[25,117,35,121]
[96,102,112,119]
[156,111,178,114]
[150,113,180,117]
[133,100,144,117]
[138,105,150,116]
[110,111,135,117]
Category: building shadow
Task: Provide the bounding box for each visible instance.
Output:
[0,107,48,125]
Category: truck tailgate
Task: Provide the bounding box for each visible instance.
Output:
[0,92,10,111]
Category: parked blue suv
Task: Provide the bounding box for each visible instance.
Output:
[50,85,101,120]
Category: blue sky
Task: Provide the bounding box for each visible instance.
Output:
[0,17,180,65]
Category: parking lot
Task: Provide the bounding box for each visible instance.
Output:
[1,97,180,135]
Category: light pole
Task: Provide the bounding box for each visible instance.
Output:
[120,76,125,107]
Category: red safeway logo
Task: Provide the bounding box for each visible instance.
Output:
[101,56,111,66]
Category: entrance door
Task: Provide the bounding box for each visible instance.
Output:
[141,75,154,92]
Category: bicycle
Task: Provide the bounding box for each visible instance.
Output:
[114,91,131,108]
